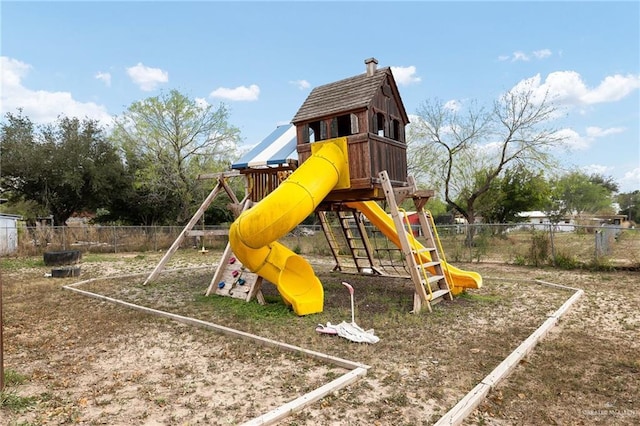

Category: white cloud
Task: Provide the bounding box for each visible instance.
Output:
[555,128,590,150]
[580,74,640,104]
[581,164,611,175]
[555,125,627,152]
[0,56,111,124]
[126,62,168,91]
[95,71,111,87]
[2,56,31,85]
[391,65,421,86]
[510,71,640,107]
[289,79,310,90]
[501,49,553,62]
[194,97,209,109]
[533,49,552,59]
[209,84,260,101]
[479,141,503,154]
[585,166,640,193]
[620,167,640,191]
[512,51,530,62]
[585,126,625,138]
[444,99,461,112]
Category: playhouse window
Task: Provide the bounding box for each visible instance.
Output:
[309,120,328,142]
[376,112,386,137]
[334,113,358,137]
[391,119,401,141]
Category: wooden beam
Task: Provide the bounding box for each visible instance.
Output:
[186,230,229,237]
[197,170,241,180]
[242,367,368,426]
[220,177,240,204]
[434,285,584,426]
[143,180,225,285]
[64,275,369,371]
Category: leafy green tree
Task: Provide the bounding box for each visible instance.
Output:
[111,90,241,224]
[588,174,619,193]
[476,165,550,223]
[1,111,127,225]
[409,80,565,242]
[616,190,640,223]
[549,171,615,217]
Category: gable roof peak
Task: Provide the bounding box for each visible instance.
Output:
[291,66,394,124]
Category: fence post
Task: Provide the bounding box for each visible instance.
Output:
[548,223,556,266]
[467,224,472,262]
[113,226,117,253]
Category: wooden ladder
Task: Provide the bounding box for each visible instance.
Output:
[379,171,453,313]
[318,209,380,274]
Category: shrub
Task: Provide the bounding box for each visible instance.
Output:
[513,255,527,266]
[527,231,549,267]
[553,251,580,269]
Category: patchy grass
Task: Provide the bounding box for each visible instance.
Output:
[1,252,638,425]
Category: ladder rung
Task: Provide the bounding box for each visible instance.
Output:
[416,261,440,269]
[414,247,437,254]
[429,289,451,302]
[426,275,445,284]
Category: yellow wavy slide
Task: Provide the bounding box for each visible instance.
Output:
[346,201,482,295]
[229,138,349,316]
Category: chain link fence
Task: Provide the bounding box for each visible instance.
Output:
[4,222,639,269]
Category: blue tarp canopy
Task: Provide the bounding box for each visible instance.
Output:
[231,124,298,170]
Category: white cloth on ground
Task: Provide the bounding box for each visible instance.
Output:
[317,321,380,344]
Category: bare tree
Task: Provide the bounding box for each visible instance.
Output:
[409,81,565,241]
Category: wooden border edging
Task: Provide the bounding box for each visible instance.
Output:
[64,269,583,425]
[64,279,367,371]
[63,271,369,425]
[242,367,368,426]
[433,279,584,426]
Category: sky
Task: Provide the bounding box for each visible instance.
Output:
[1,0,639,192]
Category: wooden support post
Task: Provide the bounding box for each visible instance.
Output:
[143,172,242,286]
[379,171,431,312]
[143,182,224,285]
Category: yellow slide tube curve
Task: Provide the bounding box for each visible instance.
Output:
[229,141,347,315]
[347,201,482,294]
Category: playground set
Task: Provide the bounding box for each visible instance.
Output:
[144,58,482,315]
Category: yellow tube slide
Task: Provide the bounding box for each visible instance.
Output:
[347,201,482,295]
[229,140,347,315]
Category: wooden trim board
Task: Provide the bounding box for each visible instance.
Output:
[433,279,584,426]
[63,269,369,426]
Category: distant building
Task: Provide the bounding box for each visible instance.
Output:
[517,211,575,231]
[517,211,629,231]
[0,213,22,255]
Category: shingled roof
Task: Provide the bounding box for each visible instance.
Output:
[291,67,407,124]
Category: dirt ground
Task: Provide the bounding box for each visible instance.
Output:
[1,251,638,425]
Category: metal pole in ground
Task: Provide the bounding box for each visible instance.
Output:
[1,266,4,391]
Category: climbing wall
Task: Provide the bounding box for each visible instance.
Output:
[212,253,265,303]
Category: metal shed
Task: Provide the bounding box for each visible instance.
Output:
[0,214,21,255]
